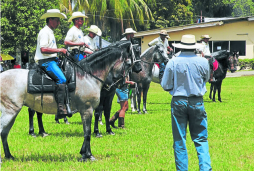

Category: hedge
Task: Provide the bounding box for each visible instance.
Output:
[238,59,254,70]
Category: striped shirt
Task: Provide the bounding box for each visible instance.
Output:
[161,52,210,97]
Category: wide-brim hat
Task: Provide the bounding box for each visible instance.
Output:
[40,9,67,19]
[201,34,212,39]
[172,34,204,49]
[68,11,88,22]
[159,30,169,37]
[86,25,102,36]
[122,28,137,35]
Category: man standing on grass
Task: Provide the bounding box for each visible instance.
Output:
[161,34,212,171]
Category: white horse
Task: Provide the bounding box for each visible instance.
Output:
[0,42,134,162]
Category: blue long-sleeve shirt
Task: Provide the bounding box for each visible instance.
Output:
[161,52,210,97]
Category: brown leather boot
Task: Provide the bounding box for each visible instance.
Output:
[109,111,119,128]
[118,117,125,128]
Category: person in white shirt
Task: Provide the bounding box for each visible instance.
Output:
[198,35,216,83]
[83,25,102,54]
[148,30,173,54]
[34,9,73,119]
[64,12,89,62]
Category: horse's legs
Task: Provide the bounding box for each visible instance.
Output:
[217,81,223,102]
[93,105,103,138]
[212,83,217,102]
[28,108,36,137]
[104,94,115,135]
[64,117,69,124]
[36,112,49,137]
[55,115,60,124]
[1,109,20,159]
[79,108,96,162]
[142,85,150,114]
[136,87,142,114]
[130,88,137,112]
[209,83,213,100]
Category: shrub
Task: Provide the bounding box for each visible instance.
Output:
[238,59,254,70]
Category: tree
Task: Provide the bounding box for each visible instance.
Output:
[1,0,69,56]
[149,0,194,29]
[71,0,155,42]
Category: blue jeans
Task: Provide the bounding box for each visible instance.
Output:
[171,96,212,171]
[116,87,129,101]
[75,53,84,61]
[39,58,66,84]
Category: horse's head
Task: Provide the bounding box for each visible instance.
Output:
[154,44,169,64]
[131,44,142,73]
[228,51,239,73]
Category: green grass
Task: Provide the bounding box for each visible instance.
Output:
[1,76,254,170]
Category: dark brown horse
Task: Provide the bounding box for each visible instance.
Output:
[93,43,142,137]
[209,50,238,102]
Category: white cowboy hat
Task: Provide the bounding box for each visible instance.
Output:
[86,25,102,36]
[122,28,137,35]
[172,34,204,49]
[40,9,67,19]
[68,11,88,22]
[159,30,170,37]
[201,35,212,39]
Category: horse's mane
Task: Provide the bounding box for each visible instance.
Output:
[141,45,156,58]
[77,46,122,75]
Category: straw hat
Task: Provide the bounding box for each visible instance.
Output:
[122,28,137,35]
[159,30,169,37]
[86,25,102,36]
[68,11,88,22]
[172,34,204,49]
[201,35,212,39]
[40,9,67,19]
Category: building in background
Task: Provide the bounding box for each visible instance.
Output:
[135,16,254,59]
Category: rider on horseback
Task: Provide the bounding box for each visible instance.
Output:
[148,30,172,81]
[34,9,72,119]
[198,35,216,83]
[64,12,89,62]
[84,25,102,54]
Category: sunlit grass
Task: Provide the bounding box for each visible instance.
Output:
[1,76,254,170]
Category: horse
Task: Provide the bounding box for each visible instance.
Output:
[93,43,142,137]
[130,44,169,114]
[0,42,134,161]
[209,50,238,102]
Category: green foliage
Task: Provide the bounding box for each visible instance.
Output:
[1,76,254,170]
[1,0,71,55]
[238,59,254,70]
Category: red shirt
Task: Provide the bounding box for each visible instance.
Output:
[13,64,21,69]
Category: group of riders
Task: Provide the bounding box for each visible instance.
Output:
[34,8,215,128]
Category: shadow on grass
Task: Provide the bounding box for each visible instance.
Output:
[2,153,83,162]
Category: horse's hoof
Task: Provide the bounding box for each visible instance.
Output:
[94,132,103,138]
[55,120,60,124]
[29,133,37,138]
[143,110,148,114]
[65,121,70,125]
[79,155,97,162]
[99,121,103,125]
[40,132,49,137]
[138,111,142,114]
[6,155,15,160]
[107,130,115,135]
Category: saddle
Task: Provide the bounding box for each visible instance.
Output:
[27,58,76,94]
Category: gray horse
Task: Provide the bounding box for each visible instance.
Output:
[0,44,134,162]
[130,44,169,114]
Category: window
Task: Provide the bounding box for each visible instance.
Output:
[230,41,246,56]
[213,41,229,52]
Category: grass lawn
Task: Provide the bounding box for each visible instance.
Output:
[1,76,254,170]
